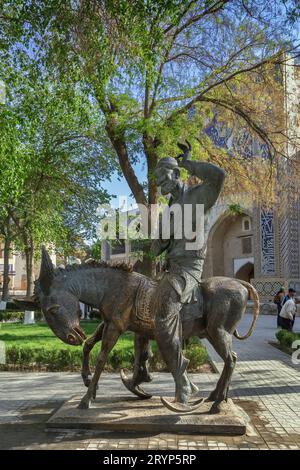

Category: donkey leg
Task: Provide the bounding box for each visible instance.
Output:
[121,334,153,399]
[78,323,121,409]
[81,322,105,387]
[132,335,153,385]
[206,329,236,413]
[223,351,237,400]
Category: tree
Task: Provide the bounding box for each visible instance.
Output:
[1,0,300,273]
[0,77,32,299]
[0,55,113,295]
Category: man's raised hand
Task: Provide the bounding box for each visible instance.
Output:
[176,140,192,166]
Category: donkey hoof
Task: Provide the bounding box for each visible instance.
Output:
[206,390,218,402]
[209,400,228,414]
[209,403,221,414]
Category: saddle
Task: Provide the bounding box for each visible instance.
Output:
[134,276,204,327]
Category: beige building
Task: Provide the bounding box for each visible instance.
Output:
[0,242,56,296]
[203,205,254,282]
[0,243,27,294]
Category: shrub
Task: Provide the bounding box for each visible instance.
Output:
[4,346,84,371]
[149,339,208,372]
[108,348,134,370]
[6,301,21,311]
[1,330,209,372]
[276,329,300,349]
[89,310,101,320]
[0,310,43,322]
[185,344,209,370]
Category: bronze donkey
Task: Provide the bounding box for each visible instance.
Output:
[19,247,259,413]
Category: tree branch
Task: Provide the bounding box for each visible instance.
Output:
[165,53,286,124]
[171,0,231,38]
[105,114,147,206]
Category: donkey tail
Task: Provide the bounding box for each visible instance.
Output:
[233,280,260,340]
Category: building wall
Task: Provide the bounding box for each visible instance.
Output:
[0,242,56,295]
[13,252,27,292]
[203,210,254,281]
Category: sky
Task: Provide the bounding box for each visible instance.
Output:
[101,162,147,209]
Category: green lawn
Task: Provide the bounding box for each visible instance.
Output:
[0,320,209,372]
[0,320,132,351]
[0,320,136,371]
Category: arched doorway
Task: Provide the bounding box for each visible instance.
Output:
[235,261,254,283]
[203,210,254,280]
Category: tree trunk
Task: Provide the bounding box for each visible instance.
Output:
[1,236,11,301]
[25,240,34,297]
[143,132,159,205]
[106,119,147,206]
[142,133,160,277]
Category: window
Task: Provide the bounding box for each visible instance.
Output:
[242,237,252,254]
[242,216,251,231]
[0,264,14,273]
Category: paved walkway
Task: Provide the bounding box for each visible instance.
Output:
[0,314,300,450]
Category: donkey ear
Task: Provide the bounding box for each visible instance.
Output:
[39,246,54,294]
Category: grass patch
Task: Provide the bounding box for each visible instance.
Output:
[0,321,209,372]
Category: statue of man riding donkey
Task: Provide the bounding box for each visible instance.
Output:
[18,141,259,414]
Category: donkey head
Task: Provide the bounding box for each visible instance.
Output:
[36,247,86,346]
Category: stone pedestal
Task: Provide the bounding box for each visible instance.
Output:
[24,310,35,324]
[46,395,249,435]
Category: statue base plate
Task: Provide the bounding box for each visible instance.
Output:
[46,395,249,435]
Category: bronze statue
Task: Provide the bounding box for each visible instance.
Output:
[26,248,258,413]
[151,141,228,408]
[19,142,259,413]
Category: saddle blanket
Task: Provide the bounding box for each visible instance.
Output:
[134,276,204,326]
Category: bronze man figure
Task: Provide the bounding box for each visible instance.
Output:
[152,142,226,406]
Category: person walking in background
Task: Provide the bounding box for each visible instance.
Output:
[282,288,296,306]
[279,297,296,331]
[278,288,297,331]
[274,287,285,327]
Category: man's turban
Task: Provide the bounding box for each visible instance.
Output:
[155,157,178,171]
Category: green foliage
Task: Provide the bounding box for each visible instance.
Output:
[0,27,114,270]
[149,337,208,372]
[109,348,134,370]
[185,342,209,370]
[276,329,300,349]
[1,0,297,215]
[0,310,43,322]
[1,0,299,267]
[0,322,209,372]
[228,204,243,215]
